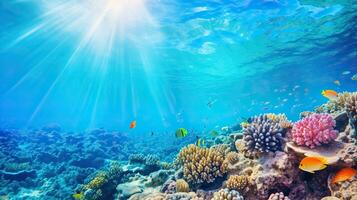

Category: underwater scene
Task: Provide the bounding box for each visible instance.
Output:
[0,0,357,199]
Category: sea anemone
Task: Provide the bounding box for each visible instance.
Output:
[291,113,338,148]
[243,114,285,153]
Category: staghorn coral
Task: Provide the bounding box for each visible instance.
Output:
[176,179,190,192]
[268,192,290,200]
[226,175,248,192]
[243,114,285,153]
[160,162,174,170]
[211,144,231,156]
[212,188,244,200]
[291,113,338,148]
[177,144,227,185]
[225,152,240,165]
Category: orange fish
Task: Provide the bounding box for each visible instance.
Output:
[321,90,338,101]
[331,167,356,184]
[129,120,136,129]
[299,156,328,173]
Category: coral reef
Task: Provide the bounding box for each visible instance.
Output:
[176,179,190,192]
[291,113,338,148]
[345,92,357,140]
[328,175,357,200]
[177,144,227,185]
[268,192,290,200]
[243,114,286,153]
[225,152,240,165]
[212,188,244,200]
[225,175,248,192]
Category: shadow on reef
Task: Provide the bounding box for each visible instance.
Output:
[0,92,357,200]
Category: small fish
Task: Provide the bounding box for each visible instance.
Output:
[282,98,288,102]
[129,120,136,129]
[352,74,357,81]
[240,122,250,128]
[264,101,270,105]
[196,136,205,147]
[175,128,188,138]
[207,99,217,108]
[151,131,154,136]
[331,167,356,184]
[333,80,341,86]
[321,90,338,101]
[263,107,269,110]
[342,71,351,75]
[210,130,219,137]
[72,192,84,200]
[299,156,328,173]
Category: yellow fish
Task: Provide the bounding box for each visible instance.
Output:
[175,128,188,138]
[332,167,356,184]
[196,137,205,147]
[333,80,341,86]
[321,90,338,101]
[240,122,250,128]
[299,156,328,173]
[72,192,84,200]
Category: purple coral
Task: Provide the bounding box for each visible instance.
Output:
[291,113,338,148]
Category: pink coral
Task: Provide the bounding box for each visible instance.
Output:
[291,113,338,148]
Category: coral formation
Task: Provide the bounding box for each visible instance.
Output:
[345,92,357,140]
[268,192,290,200]
[129,154,146,164]
[243,114,286,153]
[212,188,244,200]
[225,152,240,165]
[177,144,227,185]
[291,113,338,148]
[226,175,248,192]
[176,179,190,192]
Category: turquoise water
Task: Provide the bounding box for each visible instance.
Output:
[0,0,356,132]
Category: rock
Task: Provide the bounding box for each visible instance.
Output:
[117,181,143,199]
[333,112,349,132]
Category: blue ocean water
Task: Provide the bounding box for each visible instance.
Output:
[0,0,356,133]
[0,0,357,199]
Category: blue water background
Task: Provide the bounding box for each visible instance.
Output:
[0,0,356,135]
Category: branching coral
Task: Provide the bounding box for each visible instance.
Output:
[243,114,285,153]
[177,144,227,185]
[226,175,248,192]
[291,113,338,148]
[212,189,244,200]
[176,179,190,192]
[268,192,290,200]
[84,171,108,190]
[225,152,240,165]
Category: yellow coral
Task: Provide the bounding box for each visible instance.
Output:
[225,152,240,165]
[226,175,248,192]
[84,172,108,190]
[176,179,190,192]
[177,144,227,184]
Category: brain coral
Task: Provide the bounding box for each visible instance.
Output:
[243,114,285,153]
[268,192,290,200]
[177,144,227,185]
[291,113,338,148]
[176,179,190,192]
[212,189,244,200]
[226,175,248,192]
